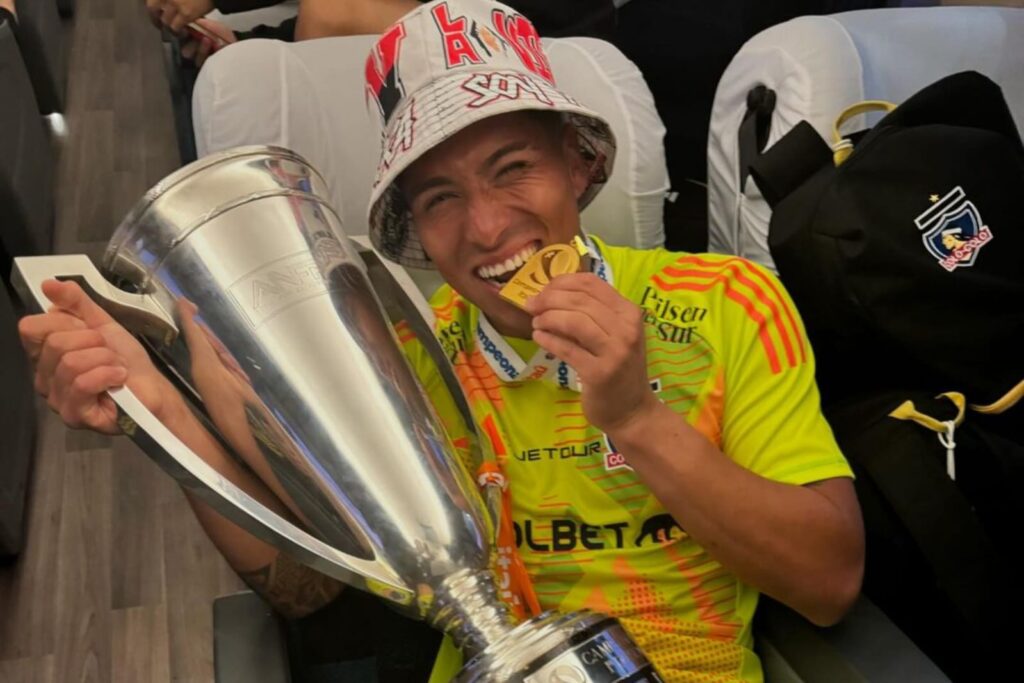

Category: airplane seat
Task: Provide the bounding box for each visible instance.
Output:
[8,0,67,115]
[0,11,46,558]
[56,0,75,20]
[706,5,1024,272]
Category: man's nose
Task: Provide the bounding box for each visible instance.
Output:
[465,192,512,249]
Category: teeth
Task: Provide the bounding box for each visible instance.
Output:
[476,243,540,280]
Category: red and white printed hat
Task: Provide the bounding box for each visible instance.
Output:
[365,0,616,269]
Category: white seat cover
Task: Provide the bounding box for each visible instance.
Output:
[706,6,1024,272]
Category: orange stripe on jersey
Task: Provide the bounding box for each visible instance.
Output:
[663,543,740,640]
[536,557,595,566]
[481,414,507,456]
[553,437,593,447]
[581,586,613,615]
[454,349,504,404]
[692,369,724,446]
[652,274,783,374]
[659,378,711,392]
[451,436,470,450]
[432,295,467,321]
[666,256,806,363]
[554,424,589,433]
[662,263,797,368]
[612,558,678,633]
[655,364,712,381]
[602,480,646,494]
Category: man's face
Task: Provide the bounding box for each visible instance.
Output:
[399,112,590,338]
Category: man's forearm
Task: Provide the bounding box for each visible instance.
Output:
[160,397,343,617]
[610,398,864,626]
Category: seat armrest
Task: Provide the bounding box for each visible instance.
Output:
[213,591,291,683]
[755,596,950,682]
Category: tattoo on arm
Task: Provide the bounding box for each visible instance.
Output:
[237,552,344,619]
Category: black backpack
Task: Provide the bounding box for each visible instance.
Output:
[826,391,1023,682]
[749,71,1024,439]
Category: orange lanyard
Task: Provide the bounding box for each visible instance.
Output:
[476,417,541,620]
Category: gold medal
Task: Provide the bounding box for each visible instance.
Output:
[499,243,582,309]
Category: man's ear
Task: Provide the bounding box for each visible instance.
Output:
[560,123,590,202]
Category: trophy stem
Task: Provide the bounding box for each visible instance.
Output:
[429,568,518,656]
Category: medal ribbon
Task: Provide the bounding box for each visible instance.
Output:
[475,236,613,392]
[469,236,612,620]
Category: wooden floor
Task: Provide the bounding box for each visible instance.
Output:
[0,0,245,680]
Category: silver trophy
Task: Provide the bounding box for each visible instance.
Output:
[12,147,662,682]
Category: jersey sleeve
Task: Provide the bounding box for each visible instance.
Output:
[716,261,852,486]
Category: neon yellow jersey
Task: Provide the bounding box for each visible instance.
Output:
[399,238,853,683]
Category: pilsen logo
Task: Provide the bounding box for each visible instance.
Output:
[640,287,708,345]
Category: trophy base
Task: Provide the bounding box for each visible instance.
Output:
[454,610,663,683]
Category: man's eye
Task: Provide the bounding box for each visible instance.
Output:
[424,192,456,210]
[498,160,530,177]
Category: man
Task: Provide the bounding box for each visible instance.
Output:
[19,1,862,680]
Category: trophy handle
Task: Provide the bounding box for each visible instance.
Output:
[10,255,415,605]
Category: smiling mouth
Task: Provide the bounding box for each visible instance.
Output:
[476,241,540,286]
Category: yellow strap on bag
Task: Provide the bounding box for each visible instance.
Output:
[970,377,1024,415]
[889,392,966,480]
[831,100,898,166]
[889,392,966,433]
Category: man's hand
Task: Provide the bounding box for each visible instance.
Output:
[155,0,215,33]
[18,280,184,435]
[525,272,657,434]
[179,18,236,68]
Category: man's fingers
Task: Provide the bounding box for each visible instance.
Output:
[146,0,164,26]
[161,5,178,29]
[35,329,108,395]
[195,17,235,44]
[540,272,628,311]
[170,13,189,34]
[527,288,615,337]
[532,309,610,356]
[18,311,87,360]
[531,329,596,375]
[58,365,127,435]
[42,279,116,328]
[52,346,126,401]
